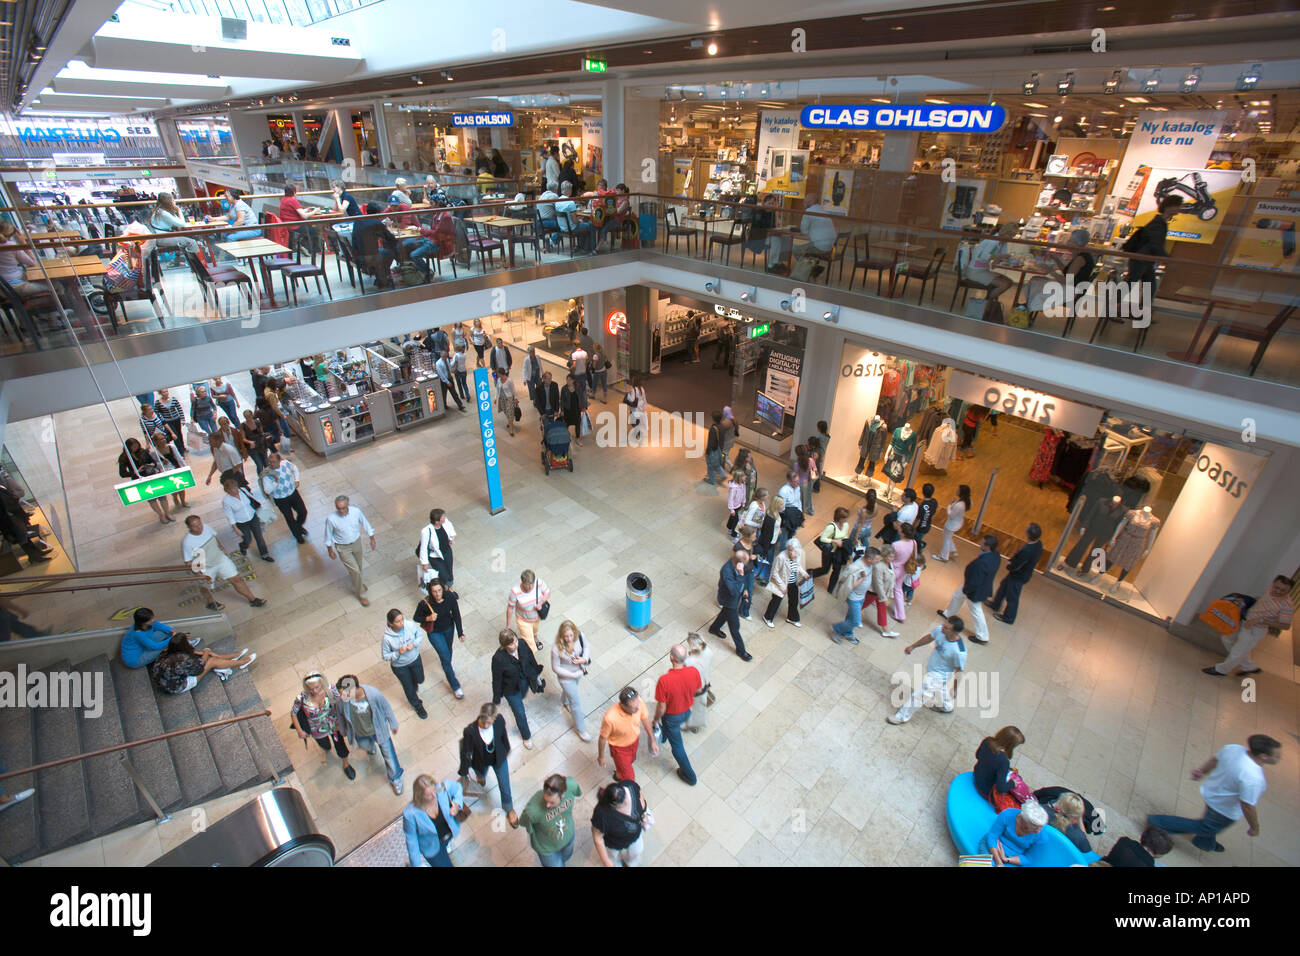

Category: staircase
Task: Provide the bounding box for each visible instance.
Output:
[0,620,293,864]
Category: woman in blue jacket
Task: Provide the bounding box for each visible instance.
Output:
[403,773,465,867]
[119,607,175,669]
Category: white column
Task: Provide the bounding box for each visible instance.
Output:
[879,131,919,172]
[602,77,623,188]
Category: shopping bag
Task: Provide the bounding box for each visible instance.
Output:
[798,575,816,608]
[186,422,204,454]
[279,432,293,455]
[1007,306,1030,329]
[580,411,592,436]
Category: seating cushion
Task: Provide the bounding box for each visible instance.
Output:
[946,772,1100,866]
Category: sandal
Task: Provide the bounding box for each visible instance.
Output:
[205,601,226,611]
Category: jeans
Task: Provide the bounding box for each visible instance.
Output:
[591,369,607,399]
[483,758,515,812]
[1148,806,1236,852]
[429,629,462,693]
[422,844,454,867]
[216,398,238,423]
[660,710,697,784]
[558,677,587,735]
[195,413,217,434]
[234,517,269,556]
[248,448,268,473]
[705,449,726,483]
[739,566,755,617]
[503,690,531,741]
[225,228,261,243]
[454,369,470,401]
[355,733,403,783]
[390,656,425,708]
[832,597,864,639]
[574,375,588,410]
[536,838,576,867]
[273,490,308,541]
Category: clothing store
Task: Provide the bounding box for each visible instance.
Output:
[822,337,1268,620]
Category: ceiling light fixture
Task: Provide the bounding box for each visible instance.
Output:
[441,71,453,81]
[1023,73,1039,95]
[1236,63,1260,91]
[1181,66,1201,93]
[1103,70,1122,94]
[706,41,718,56]
[1057,72,1075,95]
[1141,69,1160,93]
[823,306,840,323]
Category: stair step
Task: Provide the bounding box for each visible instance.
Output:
[0,683,38,862]
[32,659,92,854]
[190,662,259,794]
[75,655,146,834]
[211,637,293,781]
[109,659,183,813]
[153,681,224,807]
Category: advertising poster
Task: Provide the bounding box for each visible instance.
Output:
[1130,167,1242,244]
[819,168,853,215]
[940,178,988,230]
[550,136,583,174]
[757,110,808,199]
[764,347,803,413]
[672,157,692,196]
[1112,110,1226,212]
[1229,199,1300,272]
[581,116,603,178]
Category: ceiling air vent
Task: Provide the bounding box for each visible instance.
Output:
[221,18,248,41]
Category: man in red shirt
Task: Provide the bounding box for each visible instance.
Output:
[278,184,320,253]
[654,643,702,786]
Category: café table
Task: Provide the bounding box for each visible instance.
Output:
[685,212,726,249]
[874,240,922,297]
[1160,283,1291,366]
[24,255,107,330]
[992,257,1056,319]
[468,215,534,266]
[215,238,294,307]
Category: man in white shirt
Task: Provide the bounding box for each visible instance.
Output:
[568,342,589,408]
[896,488,920,530]
[267,141,281,161]
[324,495,377,606]
[435,351,466,412]
[1148,734,1281,852]
[544,146,561,193]
[181,515,267,611]
[536,189,560,225]
[554,182,579,235]
[220,477,274,562]
[799,199,839,253]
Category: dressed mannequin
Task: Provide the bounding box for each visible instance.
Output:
[1028,428,1063,485]
[854,416,888,484]
[923,417,958,471]
[1104,506,1161,593]
[882,423,916,501]
[1061,494,1124,574]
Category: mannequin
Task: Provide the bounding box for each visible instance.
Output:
[923,417,958,471]
[854,416,888,484]
[1061,494,1124,575]
[882,423,915,501]
[1103,505,1161,594]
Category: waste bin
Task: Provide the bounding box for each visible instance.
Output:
[626,572,651,631]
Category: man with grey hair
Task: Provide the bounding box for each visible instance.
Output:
[323,495,376,606]
[653,643,702,786]
[338,676,404,795]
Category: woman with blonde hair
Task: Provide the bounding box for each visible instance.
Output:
[1044,791,1092,853]
[683,632,713,732]
[505,568,550,652]
[289,674,354,779]
[147,192,199,254]
[457,703,516,826]
[551,620,592,741]
[402,772,465,867]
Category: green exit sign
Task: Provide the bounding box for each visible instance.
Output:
[582,56,607,73]
[749,323,770,338]
[115,466,194,506]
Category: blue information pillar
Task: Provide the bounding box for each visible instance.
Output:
[473,368,505,514]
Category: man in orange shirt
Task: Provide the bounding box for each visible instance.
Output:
[597,686,658,782]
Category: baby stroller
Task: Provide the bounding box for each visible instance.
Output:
[541,416,573,475]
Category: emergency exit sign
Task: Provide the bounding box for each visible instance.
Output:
[115,466,194,506]
[582,56,607,73]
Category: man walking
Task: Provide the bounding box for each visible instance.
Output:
[940,534,999,645]
[708,553,752,661]
[915,483,939,550]
[775,471,804,552]
[1148,734,1281,852]
[490,337,513,387]
[324,495,376,606]
[260,451,308,544]
[339,676,405,794]
[220,477,275,563]
[986,523,1044,625]
[654,644,702,786]
[886,616,967,725]
[513,773,582,867]
[522,346,542,406]
[1204,575,1294,677]
[534,370,560,419]
[598,686,659,783]
[435,350,466,411]
[703,411,726,485]
[180,515,267,611]
[567,339,588,409]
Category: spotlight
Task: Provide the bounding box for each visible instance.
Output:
[413,75,424,85]
[822,306,840,324]
[1057,72,1075,96]
[1236,64,1260,91]
[1103,70,1122,94]
[706,41,718,56]
[1142,69,1160,93]
[739,286,756,302]
[1023,73,1039,95]
[441,71,454,81]
[704,278,721,293]
[1180,67,1201,93]
[760,85,769,96]
[779,299,793,312]
[1053,114,1063,124]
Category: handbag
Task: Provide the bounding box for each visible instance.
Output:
[514,405,522,422]
[798,575,816,608]
[1007,305,1030,329]
[240,487,262,511]
[417,599,436,634]
[538,600,551,620]
[580,411,592,436]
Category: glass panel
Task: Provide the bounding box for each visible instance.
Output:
[0,574,217,641]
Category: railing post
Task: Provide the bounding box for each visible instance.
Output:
[972,467,998,535]
[120,753,171,825]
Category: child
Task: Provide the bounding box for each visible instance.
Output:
[901,541,926,606]
[886,616,966,724]
[725,469,747,538]
[740,488,767,539]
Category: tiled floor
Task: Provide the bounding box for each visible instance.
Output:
[15,336,1299,867]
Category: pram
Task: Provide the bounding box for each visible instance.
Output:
[541,417,573,474]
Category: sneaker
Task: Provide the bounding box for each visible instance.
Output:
[523,738,534,750]
[740,613,751,621]
[0,788,34,810]
[830,632,842,645]
[249,598,267,608]
[392,778,405,796]
[885,715,906,725]
[764,618,775,629]
[881,630,900,638]
[454,689,464,699]
[789,620,802,628]
[847,635,860,646]
[578,731,592,742]
[343,765,356,780]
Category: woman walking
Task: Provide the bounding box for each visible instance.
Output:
[591,781,651,867]
[934,485,971,562]
[413,580,465,700]
[590,343,610,402]
[491,628,544,749]
[811,506,851,592]
[402,773,465,867]
[683,632,713,732]
[470,318,488,367]
[755,494,783,584]
[239,409,269,474]
[792,444,815,516]
[457,703,517,826]
[290,674,356,779]
[870,545,900,638]
[890,523,917,622]
[189,384,218,434]
[118,438,172,524]
[498,374,520,437]
[148,430,189,511]
[506,569,550,652]
[848,489,878,553]
[734,449,759,505]
[560,373,584,446]
[551,620,592,741]
[763,539,809,629]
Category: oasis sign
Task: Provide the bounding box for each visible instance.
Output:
[800,104,1006,133]
[452,112,514,127]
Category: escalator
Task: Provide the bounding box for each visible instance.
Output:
[150,787,334,867]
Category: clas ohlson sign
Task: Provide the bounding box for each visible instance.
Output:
[800,104,1007,132]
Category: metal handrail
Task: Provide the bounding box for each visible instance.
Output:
[0,709,271,782]
[0,564,197,585]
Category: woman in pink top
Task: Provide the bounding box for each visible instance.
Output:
[890,522,917,622]
[507,568,551,653]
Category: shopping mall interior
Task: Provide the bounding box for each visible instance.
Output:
[0,0,1295,888]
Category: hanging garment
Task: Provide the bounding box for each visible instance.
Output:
[880,367,902,398]
[859,420,888,463]
[916,405,944,446]
[1134,466,1163,509]
[1106,509,1161,570]
[923,418,958,469]
[1028,429,1063,483]
[1051,440,1093,488]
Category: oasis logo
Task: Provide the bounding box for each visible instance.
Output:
[841,362,887,378]
[1195,455,1247,498]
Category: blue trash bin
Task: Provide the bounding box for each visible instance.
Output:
[626,573,651,631]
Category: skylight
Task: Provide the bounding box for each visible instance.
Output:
[118,0,385,28]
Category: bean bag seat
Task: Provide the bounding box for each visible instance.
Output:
[946,772,1100,866]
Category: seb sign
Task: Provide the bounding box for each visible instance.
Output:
[946,370,1102,434]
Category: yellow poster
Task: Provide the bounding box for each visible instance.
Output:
[1130,168,1242,245]
[672,157,692,196]
[762,148,809,200]
[1229,199,1300,272]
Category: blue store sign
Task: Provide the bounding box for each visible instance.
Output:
[452,112,515,127]
[473,369,505,514]
[800,104,1006,133]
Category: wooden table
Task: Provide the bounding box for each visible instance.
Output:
[1162,284,1285,365]
[27,230,82,242]
[467,216,534,266]
[874,240,921,297]
[992,258,1055,312]
[685,214,726,248]
[25,255,106,281]
[215,239,292,307]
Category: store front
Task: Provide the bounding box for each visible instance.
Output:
[823,336,1268,620]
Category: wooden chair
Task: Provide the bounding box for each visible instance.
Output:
[847,233,894,294]
[807,232,851,285]
[280,244,333,307]
[707,219,747,265]
[506,218,543,265]
[901,247,946,303]
[323,227,354,287]
[184,249,253,313]
[949,242,997,312]
[1193,302,1295,376]
[664,207,699,256]
[103,252,168,330]
[465,221,503,271]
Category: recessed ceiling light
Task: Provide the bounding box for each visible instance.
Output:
[925,98,949,104]
[1123,96,1149,103]
[706,41,718,55]
[891,25,904,31]
[1023,101,1048,108]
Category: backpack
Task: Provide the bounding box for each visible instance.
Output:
[398,262,425,287]
[1120,224,1147,253]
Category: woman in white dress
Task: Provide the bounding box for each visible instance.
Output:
[933,484,971,562]
[683,632,713,732]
